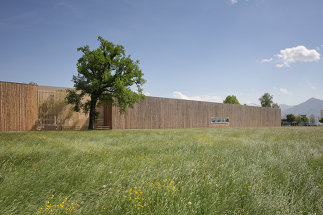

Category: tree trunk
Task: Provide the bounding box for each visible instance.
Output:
[88,97,97,130]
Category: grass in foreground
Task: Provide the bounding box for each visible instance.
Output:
[0,127,322,214]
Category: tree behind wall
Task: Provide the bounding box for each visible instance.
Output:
[223,95,240,104]
[259,93,279,108]
[66,36,146,130]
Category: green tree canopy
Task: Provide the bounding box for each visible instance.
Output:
[223,95,240,105]
[259,93,279,108]
[301,115,309,123]
[286,114,296,123]
[272,103,280,108]
[66,36,146,129]
[295,115,308,124]
[259,93,273,107]
[319,118,323,123]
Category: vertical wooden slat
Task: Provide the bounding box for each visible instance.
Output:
[111,96,281,129]
[0,81,38,131]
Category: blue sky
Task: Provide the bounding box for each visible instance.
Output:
[0,0,322,106]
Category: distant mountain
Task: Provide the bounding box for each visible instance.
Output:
[282,98,323,118]
[280,104,294,113]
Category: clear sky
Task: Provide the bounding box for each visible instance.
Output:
[0,0,322,106]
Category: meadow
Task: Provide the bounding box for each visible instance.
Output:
[0,127,322,214]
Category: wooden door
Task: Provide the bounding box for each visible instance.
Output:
[103,104,112,127]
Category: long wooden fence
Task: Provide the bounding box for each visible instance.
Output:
[111,96,281,129]
[0,81,281,131]
[37,86,91,130]
[0,81,38,131]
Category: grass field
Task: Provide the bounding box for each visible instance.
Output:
[0,127,322,214]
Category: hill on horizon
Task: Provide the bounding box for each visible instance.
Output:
[281,98,323,118]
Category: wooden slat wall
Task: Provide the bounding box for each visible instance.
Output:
[38,87,90,130]
[0,81,282,131]
[103,104,112,127]
[111,96,281,129]
[0,81,38,132]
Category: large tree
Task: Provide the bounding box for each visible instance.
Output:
[66,36,146,130]
[272,103,280,108]
[223,95,240,104]
[259,93,279,108]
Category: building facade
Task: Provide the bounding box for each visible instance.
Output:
[0,81,281,131]
[110,96,281,129]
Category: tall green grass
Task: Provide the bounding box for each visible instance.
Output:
[0,127,322,214]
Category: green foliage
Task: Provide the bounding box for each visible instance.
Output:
[259,93,279,108]
[0,128,322,214]
[295,115,308,124]
[259,93,273,107]
[320,118,323,123]
[286,114,296,123]
[66,36,146,129]
[223,95,240,104]
[301,116,309,123]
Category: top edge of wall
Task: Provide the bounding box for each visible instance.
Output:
[38,85,74,92]
[0,80,38,86]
